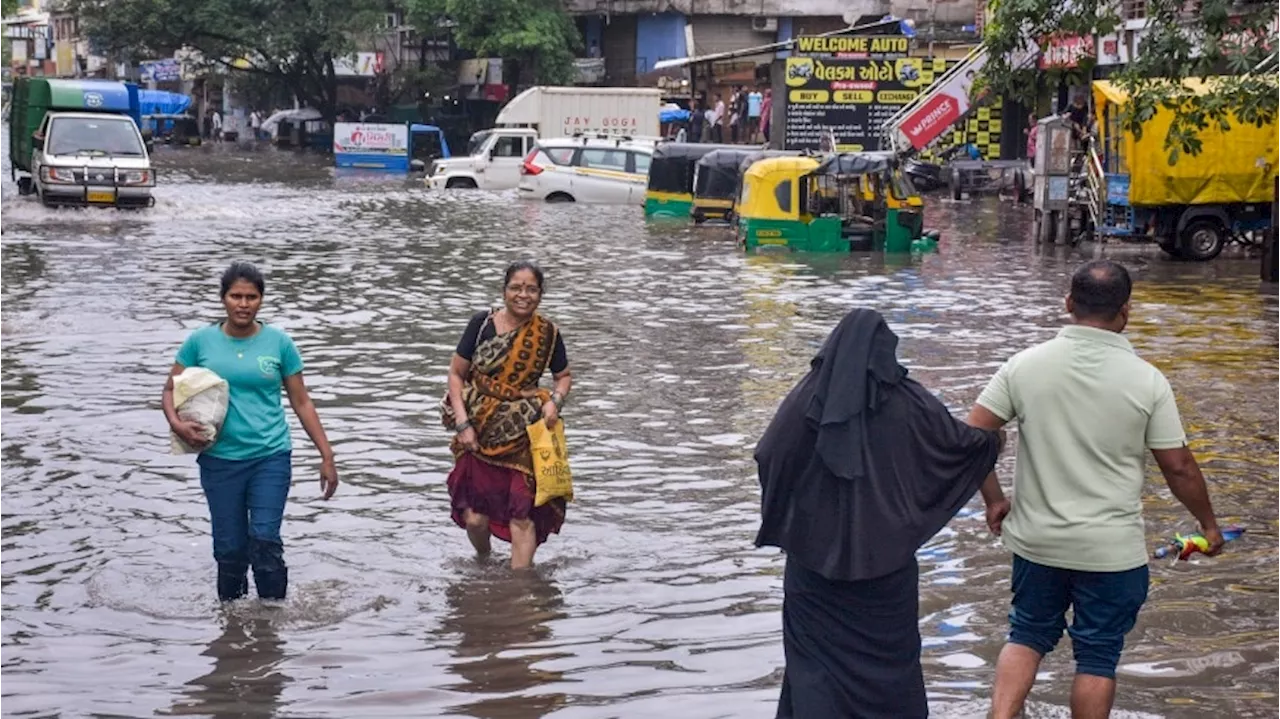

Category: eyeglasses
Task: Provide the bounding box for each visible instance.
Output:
[505,284,542,296]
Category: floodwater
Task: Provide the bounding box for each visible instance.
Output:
[1,138,1276,719]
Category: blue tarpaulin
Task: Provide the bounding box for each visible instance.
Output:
[660,108,691,124]
[139,90,191,116]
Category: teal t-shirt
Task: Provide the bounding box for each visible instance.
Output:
[175,322,304,460]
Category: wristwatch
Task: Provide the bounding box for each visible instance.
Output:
[551,392,564,409]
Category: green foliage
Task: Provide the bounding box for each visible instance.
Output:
[70,0,386,119]
[407,0,581,85]
[982,0,1278,163]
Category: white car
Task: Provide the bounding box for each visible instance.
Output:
[518,137,653,205]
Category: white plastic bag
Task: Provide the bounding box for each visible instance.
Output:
[170,367,230,455]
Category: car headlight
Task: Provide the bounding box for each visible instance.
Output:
[40,166,77,184]
[121,170,155,186]
[435,164,447,175]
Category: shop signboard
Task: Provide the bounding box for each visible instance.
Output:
[141,58,181,82]
[782,35,924,152]
[333,52,384,77]
[333,122,410,171]
[1040,35,1095,69]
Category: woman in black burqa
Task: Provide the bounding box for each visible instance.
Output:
[755,309,1005,719]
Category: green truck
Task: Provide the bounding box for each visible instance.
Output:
[8,78,156,207]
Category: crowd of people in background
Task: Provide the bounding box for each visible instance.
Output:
[676,84,773,145]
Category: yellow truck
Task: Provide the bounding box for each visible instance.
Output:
[1092,78,1277,260]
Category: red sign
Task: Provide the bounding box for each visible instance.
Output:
[902,93,962,151]
[1040,35,1095,69]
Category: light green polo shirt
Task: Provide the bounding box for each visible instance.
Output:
[977,324,1187,572]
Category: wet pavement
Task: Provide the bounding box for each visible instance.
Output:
[2,139,1276,718]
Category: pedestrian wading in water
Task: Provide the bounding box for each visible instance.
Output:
[754,308,1006,719]
[967,260,1223,719]
[163,262,338,602]
[443,260,572,569]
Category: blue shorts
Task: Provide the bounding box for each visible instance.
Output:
[1007,554,1149,679]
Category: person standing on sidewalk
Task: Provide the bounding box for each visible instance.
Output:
[967,260,1224,719]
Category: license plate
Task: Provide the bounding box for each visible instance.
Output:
[86,190,115,204]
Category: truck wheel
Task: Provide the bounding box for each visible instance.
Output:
[950,167,963,201]
[1263,230,1279,283]
[17,177,33,196]
[1179,219,1226,261]
[445,177,477,189]
[1012,169,1027,204]
[1158,238,1183,259]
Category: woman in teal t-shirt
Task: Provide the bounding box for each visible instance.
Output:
[162,262,338,603]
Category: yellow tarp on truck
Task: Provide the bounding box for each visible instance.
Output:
[1092,79,1278,207]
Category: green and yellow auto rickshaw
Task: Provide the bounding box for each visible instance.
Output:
[691,148,762,223]
[732,149,804,223]
[644,142,740,219]
[737,153,939,253]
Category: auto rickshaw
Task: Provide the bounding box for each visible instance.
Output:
[645,142,740,218]
[691,148,760,223]
[732,150,803,223]
[737,153,939,253]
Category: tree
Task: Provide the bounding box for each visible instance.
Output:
[70,0,387,120]
[981,0,1278,162]
[406,0,581,98]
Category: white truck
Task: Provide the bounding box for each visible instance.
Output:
[426,86,663,191]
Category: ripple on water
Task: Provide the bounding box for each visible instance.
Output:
[2,139,1276,718]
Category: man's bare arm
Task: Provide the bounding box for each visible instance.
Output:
[1150,446,1219,533]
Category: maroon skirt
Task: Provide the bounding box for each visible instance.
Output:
[447,452,566,545]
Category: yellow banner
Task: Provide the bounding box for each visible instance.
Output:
[789,89,830,103]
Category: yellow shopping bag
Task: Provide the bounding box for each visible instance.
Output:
[527,418,574,507]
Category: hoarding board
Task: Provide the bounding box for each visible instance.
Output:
[334,122,410,170]
[783,54,933,152]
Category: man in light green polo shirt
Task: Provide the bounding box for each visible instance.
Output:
[966,260,1223,719]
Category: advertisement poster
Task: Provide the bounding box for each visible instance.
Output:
[333,52,385,77]
[333,123,409,156]
[783,50,932,152]
[895,54,987,151]
[141,58,181,83]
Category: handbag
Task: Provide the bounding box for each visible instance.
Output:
[527,418,574,506]
[440,310,492,429]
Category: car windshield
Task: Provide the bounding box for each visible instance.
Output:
[467,130,492,157]
[48,117,145,157]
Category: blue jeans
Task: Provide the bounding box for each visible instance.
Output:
[198,451,292,601]
[1007,554,1149,679]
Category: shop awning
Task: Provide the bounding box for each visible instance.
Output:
[652,16,912,71]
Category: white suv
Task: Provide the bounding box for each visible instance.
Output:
[518,136,654,205]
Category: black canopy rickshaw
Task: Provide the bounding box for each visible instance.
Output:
[645,142,740,219]
[692,148,762,223]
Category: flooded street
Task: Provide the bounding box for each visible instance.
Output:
[2,140,1276,719]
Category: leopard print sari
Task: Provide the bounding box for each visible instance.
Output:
[450,311,558,476]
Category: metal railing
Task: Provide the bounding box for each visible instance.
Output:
[1081,138,1106,239]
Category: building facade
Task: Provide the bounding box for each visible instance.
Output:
[566,0,980,90]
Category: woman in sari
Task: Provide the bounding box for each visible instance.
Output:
[444,261,572,569]
[755,309,1006,718]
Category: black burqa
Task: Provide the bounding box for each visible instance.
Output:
[755,310,1003,719]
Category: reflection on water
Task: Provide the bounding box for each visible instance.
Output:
[443,567,569,718]
[1,139,1276,719]
[165,612,289,718]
